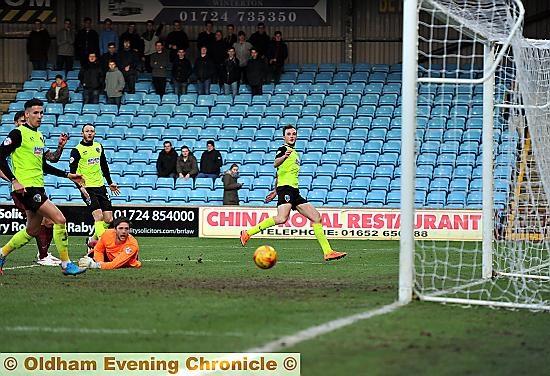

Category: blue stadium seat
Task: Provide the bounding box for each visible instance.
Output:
[447,192,466,206]
[125,127,146,140]
[427,191,446,207]
[366,190,387,206]
[325,140,347,152]
[137,104,157,116]
[155,177,174,189]
[327,190,347,206]
[155,104,175,116]
[142,115,166,129]
[347,190,366,204]
[307,189,328,204]
[331,177,353,190]
[96,104,117,115]
[57,114,77,126]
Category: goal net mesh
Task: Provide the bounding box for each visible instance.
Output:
[413,0,550,310]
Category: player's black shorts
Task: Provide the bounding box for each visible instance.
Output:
[81,186,112,212]
[276,185,308,210]
[11,187,48,213]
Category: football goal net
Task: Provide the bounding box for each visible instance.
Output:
[400,0,550,310]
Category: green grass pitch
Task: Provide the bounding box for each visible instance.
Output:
[1,236,548,375]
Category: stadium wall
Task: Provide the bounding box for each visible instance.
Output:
[1,0,549,82]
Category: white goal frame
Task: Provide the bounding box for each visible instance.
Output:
[397,0,550,310]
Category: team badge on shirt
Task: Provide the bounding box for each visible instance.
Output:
[33,194,42,203]
[124,247,132,254]
[284,194,291,202]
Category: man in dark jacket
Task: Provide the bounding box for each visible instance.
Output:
[223,164,242,205]
[100,42,119,74]
[166,19,189,62]
[246,48,269,96]
[119,22,143,56]
[156,141,178,179]
[172,49,192,96]
[78,52,104,104]
[75,17,99,68]
[117,39,140,94]
[176,146,198,180]
[210,30,229,84]
[248,22,270,59]
[197,140,223,181]
[222,47,240,96]
[194,46,216,95]
[267,31,288,84]
[27,19,50,70]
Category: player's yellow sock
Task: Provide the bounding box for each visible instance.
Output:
[53,223,70,262]
[247,217,276,236]
[0,229,33,257]
[94,221,107,238]
[313,223,332,255]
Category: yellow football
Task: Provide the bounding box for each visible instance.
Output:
[253,245,278,269]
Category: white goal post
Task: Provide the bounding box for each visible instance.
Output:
[400,0,550,310]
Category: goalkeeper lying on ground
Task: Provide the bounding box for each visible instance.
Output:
[79,217,141,270]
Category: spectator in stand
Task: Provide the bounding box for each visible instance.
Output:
[222,47,240,97]
[197,140,223,181]
[197,20,215,52]
[177,146,199,180]
[233,31,252,83]
[172,49,192,96]
[75,17,99,68]
[46,74,69,105]
[78,52,104,104]
[210,30,229,84]
[100,42,118,74]
[141,20,163,73]
[27,19,50,70]
[117,39,139,94]
[156,141,178,179]
[119,22,143,57]
[248,22,270,59]
[150,41,170,96]
[55,18,75,73]
[105,60,125,108]
[267,31,288,84]
[246,47,269,96]
[223,164,242,205]
[99,18,118,55]
[194,46,216,95]
[224,24,237,47]
[166,19,189,62]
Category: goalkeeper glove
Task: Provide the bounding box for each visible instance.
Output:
[78,256,100,269]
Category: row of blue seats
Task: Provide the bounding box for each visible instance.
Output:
[0,184,505,209]
[29,63,400,81]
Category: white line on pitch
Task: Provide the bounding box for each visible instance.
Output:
[142,258,325,265]
[3,264,41,271]
[4,326,248,338]
[246,301,403,352]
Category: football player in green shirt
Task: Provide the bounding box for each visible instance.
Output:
[70,124,119,248]
[0,99,86,276]
[240,124,347,261]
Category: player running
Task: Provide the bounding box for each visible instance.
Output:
[240,124,347,261]
[0,111,70,266]
[0,99,86,275]
[69,124,119,248]
[78,217,141,269]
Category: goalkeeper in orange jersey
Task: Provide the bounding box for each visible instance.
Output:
[79,217,141,270]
